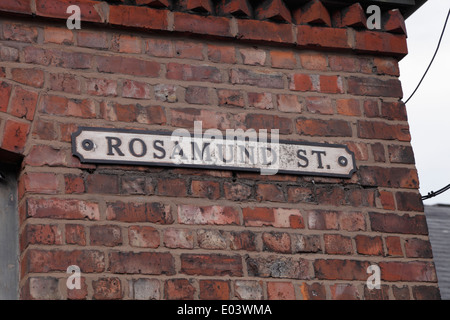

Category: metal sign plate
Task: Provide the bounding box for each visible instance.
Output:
[72,127,356,178]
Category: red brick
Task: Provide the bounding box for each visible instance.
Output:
[178,0,214,15]
[277,94,302,113]
[106,201,173,224]
[267,282,295,300]
[67,277,88,300]
[109,4,167,30]
[9,87,38,120]
[27,198,100,221]
[332,3,366,28]
[0,0,31,14]
[385,236,403,256]
[378,190,395,210]
[223,182,252,201]
[92,278,122,300]
[0,81,12,112]
[111,34,141,54]
[207,44,236,64]
[248,92,273,110]
[404,238,433,258]
[237,19,293,44]
[163,228,195,249]
[379,261,437,282]
[43,27,74,44]
[395,192,423,212]
[324,234,353,255]
[0,45,19,61]
[2,23,37,42]
[1,120,30,153]
[307,210,338,230]
[23,47,92,69]
[181,254,243,276]
[292,234,321,253]
[178,205,240,225]
[25,145,67,167]
[175,41,204,60]
[96,55,160,77]
[392,285,410,300]
[319,75,343,93]
[299,52,327,70]
[412,286,440,300]
[120,176,146,195]
[228,231,257,251]
[244,207,303,229]
[145,38,174,57]
[128,226,160,248]
[383,9,407,35]
[245,113,292,134]
[77,31,108,49]
[169,108,232,130]
[20,172,59,195]
[357,121,410,141]
[185,86,210,105]
[369,212,428,235]
[200,280,230,300]
[86,174,119,194]
[174,11,231,37]
[157,178,187,197]
[90,225,122,247]
[21,224,62,249]
[374,57,400,76]
[294,0,331,26]
[67,99,96,119]
[354,31,408,57]
[359,166,419,189]
[191,180,220,200]
[256,184,284,202]
[239,48,266,66]
[217,89,244,108]
[164,279,196,300]
[32,118,56,141]
[355,235,383,256]
[300,283,326,300]
[49,73,81,94]
[314,259,370,280]
[286,186,315,203]
[296,118,352,137]
[35,0,106,22]
[371,142,386,162]
[305,96,333,115]
[255,0,292,23]
[338,211,366,231]
[217,0,252,18]
[122,80,151,99]
[388,145,415,164]
[108,251,175,275]
[336,98,361,116]
[11,68,44,88]
[230,68,284,89]
[65,224,86,246]
[23,249,105,275]
[330,284,360,300]
[297,25,350,49]
[167,63,222,83]
[262,232,291,253]
[345,142,369,161]
[136,0,170,7]
[270,51,296,69]
[86,78,118,97]
[348,76,403,98]
[381,101,407,121]
[289,73,313,91]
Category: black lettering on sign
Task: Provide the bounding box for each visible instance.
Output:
[153,140,165,159]
[297,149,309,168]
[312,150,326,169]
[106,137,125,156]
[129,138,147,157]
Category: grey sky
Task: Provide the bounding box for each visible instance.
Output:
[400,1,450,205]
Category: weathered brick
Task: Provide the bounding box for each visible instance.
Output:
[395,192,423,212]
[167,63,221,83]
[347,76,403,98]
[181,254,243,276]
[93,278,122,300]
[359,166,419,188]
[90,225,122,247]
[106,201,173,224]
[296,118,352,137]
[178,205,240,225]
[197,230,227,250]
[86,174,119,194]
[234,280,263,300]
[130,279,160,300]
[324,234,353,255]
[217,89,244,108]
[185,86,210,105]
[267,282,296,300]
[262,232,291,253]
[405,238,433,258]
[27,198,99,221]
[207,44,236,64]
[246,255,311,280]
[299,283,326,300]
[1,120,29,153]
[163,227,195,249]
[227,231,257,251]
[108,251,175,275]
[164,279,196,300]
[355,235,383,256]
[369,212,428,235]
[314,259,370,280]
[191,180,220,200]
[65,224,86,246]
[97,55,160,77]
[199,280,230,300]
[128,226,160,248]
[330,283,360,300]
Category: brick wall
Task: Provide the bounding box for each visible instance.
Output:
[0,0,440,300]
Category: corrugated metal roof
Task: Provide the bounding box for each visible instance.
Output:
[424,204,450,300]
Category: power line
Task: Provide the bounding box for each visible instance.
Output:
[405,9,450,104]
[422,184,450,201]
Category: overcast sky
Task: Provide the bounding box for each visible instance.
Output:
[399,1,450,205]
